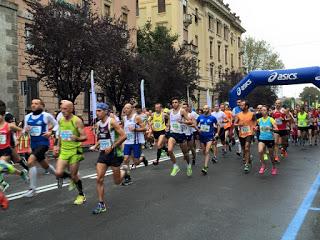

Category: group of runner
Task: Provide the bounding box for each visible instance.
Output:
[0,97,319,214]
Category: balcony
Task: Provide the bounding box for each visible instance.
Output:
[183,14,192,27]
[183,41,199,55]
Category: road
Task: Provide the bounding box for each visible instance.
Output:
[1,144,320,240]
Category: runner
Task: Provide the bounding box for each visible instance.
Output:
[122,103,148,186]
[166,98,192,177]
[272,100,290,162]
[149,103,168,166]
[232,99,243,156]
[256,106,278,175]
[196,105,218,175]
[54,100,87,205]
[297,106,309,146]
[182,103,197,165]
[308,108,317,146]
[135,105,149,166]
[23,99,58,197]
[89,103,128,214]
[222,104,233,152]
[211,104,227,161]
[234,100,256,173]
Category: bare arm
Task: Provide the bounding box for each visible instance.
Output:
[72,118,87,142]
[133,116,146,132]
[111,118,127,148]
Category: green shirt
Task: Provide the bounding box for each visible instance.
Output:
[59,115,81,150]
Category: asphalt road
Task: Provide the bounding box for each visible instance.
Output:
[1,143,320,240]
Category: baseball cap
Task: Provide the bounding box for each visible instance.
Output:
[96,102,109,111]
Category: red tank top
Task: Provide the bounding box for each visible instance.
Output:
[0,122,11,149]
[272,110,287,130]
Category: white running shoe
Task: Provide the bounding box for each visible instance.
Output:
[24,189,36,198]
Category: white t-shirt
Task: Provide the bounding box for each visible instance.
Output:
[211,111,226,128]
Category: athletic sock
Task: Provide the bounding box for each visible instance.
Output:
[75,180,84,196]
[46,164,56,175]
[29,166,37,190]
[156,149,161,161]
[62,171,71,179]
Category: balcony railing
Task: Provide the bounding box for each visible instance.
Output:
[183,41,199,55]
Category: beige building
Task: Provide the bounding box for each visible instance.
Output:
[0,0,136,121]
[137,0,245,107]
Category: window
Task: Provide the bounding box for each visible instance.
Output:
[195,8,198,24]
[209,40,213,59]
[195,35,198,46]
[216,20,222,36]
[104,4,111,17]
[25,24,33,51]
[25,77,39,109]
[183,0,187,14]
[238,53,241,68]
[183,29,188,42]
[231,53,234,68]
[225,47,228,65]
[238,37,241,48]
[136,0,139,16]
[208,15,214,31]
[224,26,229,41]
[210,65,214,80]
[218,45,221,62]
[122,12,128,24]
[158,0,166,13]
[230,32,234,46]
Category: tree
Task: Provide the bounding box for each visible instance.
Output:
[137,22,199,107]
[26,0,98,103]
[299,86,320,106]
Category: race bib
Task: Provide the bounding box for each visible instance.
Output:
[153,122,161,129]
[0,134,6,145]
[60,130,73,141]
[241,126,251,134]
[127,132,134,141]
[171,122,181,132]
[30,126,42,136]
[276,118,283,125]
[260,126,271,132]
[200,125,210,132]
[100,139,111,150]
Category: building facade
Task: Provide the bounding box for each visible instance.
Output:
[137,0,245,107]
[1,0,136,121]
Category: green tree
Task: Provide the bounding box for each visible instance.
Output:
[299,87,320,107]
[137,22,199,107]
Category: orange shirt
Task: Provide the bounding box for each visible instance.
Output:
[237,111,255,138]
[224,110,233,129]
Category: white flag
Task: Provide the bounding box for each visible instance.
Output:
[140,79,146,109]
[90,70,97,120]
[206,89,212,108]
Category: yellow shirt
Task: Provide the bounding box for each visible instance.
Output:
[152,112,166,132]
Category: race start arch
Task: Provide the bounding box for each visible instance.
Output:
[229,66,320,108]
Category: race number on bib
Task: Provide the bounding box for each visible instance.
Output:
[100,139,112,150]
[241,126,251,134]
[0,134,6,145]
[153,122,161,129]
[171,123,181,132]
[60,130,73,141]
[276,119,283,125]
[30,126,42,136]
[200,125,210,132]
[127,132,134,141]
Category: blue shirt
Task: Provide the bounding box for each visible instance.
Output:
[197,114,217,138]
[232,106,242,116]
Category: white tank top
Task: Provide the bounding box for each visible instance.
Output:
[170,109,184,134]
[124,114,145,144]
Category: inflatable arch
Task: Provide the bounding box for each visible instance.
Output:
[229,66,320,108]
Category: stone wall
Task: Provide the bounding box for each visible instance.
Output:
[0,0,19,116]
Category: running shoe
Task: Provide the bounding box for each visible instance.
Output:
[211,156,218,164]
[0,181,9,192]
[271,167,278,175]
[121,175,133,186]
[0,192,9,210]
[160,150,167,157]
[263,154,268,161]
[201,166,208,175]
[44,169,50,175]
[74,195,86,205]
[170,165,180,176]
[142,156,148,167]
[68,181,76,191]
[92,202,107,215]
[187,165,192,177]
[283,150,288,158]
[259,166,266,175]
[274,156,280,163]
[244,164,251,174]
[152,160,159,166]
[24,189,36,198]
[20,169,29,183]
[236,152,241,156]
[57,177,63,189]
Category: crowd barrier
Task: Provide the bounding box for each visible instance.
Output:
[15,127,96,154]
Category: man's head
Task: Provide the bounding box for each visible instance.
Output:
[257,105,263,113]
[203,105,210,115]
[182,102,190,112]
[123,103,133,116]
[60,100,74,117]
[96,102,109,120]
[220,103,225,112]
[171,97,180,110]
[261,106,268,116]
[214,104,219,112]
[237,99,242,107]
[135,104,142,114]
[275,99,282,110]
[240,100,249,111]
[31,99,45,112]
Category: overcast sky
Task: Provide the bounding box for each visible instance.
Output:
[226,0,320,98]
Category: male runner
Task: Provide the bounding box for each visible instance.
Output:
[196,105,218,175]
[232,99,243,156]
[182,103,197,165]
[297,106,309,146]
[89,103,128,214]
[23,99,58,197]
[234,100,256,173]
[54,101,87,205]
[167,98,192,177]
[211,104,227,160]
